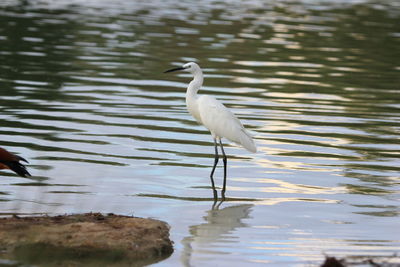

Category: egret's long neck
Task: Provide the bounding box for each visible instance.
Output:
[186,69,203,124]
[186,69,203,99]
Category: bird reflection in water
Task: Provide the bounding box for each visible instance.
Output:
[181,203,253,267]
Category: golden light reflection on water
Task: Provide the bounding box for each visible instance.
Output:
[256,198,339,205]
[249,150,345,172]
[234,60,324,68]
[267,92,346,101]
[233,76,332,87]
[251,153,312,169]
[232,178,347,195]
[275,71,322,78]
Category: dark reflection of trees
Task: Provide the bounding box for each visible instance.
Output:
[128,2,400,198]
[181,204,253,267]
[0,1,80,102]
[0,0,398,190]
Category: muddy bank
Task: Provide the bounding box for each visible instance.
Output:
[321,256,400,267]
[0,213,173,266]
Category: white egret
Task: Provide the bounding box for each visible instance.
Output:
[164,62,256,200]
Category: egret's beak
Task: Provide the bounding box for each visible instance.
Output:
[164,67,185,73]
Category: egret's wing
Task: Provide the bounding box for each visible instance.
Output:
[197,95,256,152]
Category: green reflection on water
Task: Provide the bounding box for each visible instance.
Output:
[0,1,399,266]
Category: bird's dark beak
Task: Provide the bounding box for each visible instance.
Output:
[164,67,185,73]
[17,156,29,163]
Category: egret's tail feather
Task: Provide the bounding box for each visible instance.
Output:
[238,129,257,153]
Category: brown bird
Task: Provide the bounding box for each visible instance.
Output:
[0,147,31,177]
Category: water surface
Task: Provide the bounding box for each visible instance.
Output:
[0,0,399,266]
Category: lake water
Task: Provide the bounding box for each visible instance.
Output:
[0,0,399,266]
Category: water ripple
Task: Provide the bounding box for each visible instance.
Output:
[0,0,399,266]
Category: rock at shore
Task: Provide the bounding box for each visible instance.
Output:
[0,212,173,266]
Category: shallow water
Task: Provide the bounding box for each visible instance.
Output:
[0,0,399,266]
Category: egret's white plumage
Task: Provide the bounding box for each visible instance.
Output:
[197,95,256,153]
[164,62,256,200]
[183,62,256,153]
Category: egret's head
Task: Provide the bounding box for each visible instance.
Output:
[164,62,201,75]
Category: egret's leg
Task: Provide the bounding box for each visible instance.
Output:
[210,138,219,200]
[219,139,227,200]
